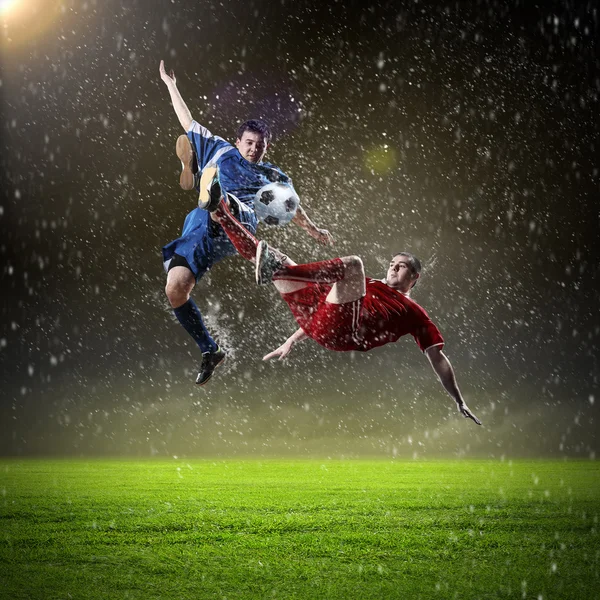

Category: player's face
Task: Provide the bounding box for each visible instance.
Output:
[236,131,268,163]
[385,255,419,293]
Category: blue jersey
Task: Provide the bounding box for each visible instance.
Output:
[162,121,291,280]
[187,120,292,207]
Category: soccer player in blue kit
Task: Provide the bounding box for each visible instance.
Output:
[159,61,334,385]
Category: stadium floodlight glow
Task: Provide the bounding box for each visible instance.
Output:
[0,0,20,16]
[1,0,62,48]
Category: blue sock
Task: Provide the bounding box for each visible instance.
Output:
[173,299,217,354]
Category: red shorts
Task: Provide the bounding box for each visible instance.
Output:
[281,284,364,352]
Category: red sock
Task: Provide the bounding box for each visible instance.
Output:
[214,200,258,261]
[273,258,345,283]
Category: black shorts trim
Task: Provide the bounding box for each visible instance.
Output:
[168,253,192,272]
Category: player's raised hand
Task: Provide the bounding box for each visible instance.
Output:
[313,227,334,246]
[263,341,293,361]
[159,60,176,86]
[458,402,482,425]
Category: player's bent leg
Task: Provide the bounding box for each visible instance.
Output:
[272,277,306,295]
[325,256,365,304]
[259,254,348,290]
[165,265,221,370]
[272,257,346,285]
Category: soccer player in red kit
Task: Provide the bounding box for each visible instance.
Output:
[202,173,480,424]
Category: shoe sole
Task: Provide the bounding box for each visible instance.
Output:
[195,353,226,386]
[176,135,195,191]
[197,166,221,211]
[255,240,269,285]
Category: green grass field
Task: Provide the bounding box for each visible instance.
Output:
[1,459,598,599]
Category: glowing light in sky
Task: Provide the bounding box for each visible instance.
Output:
[364,145,398,175]
[1,0,62,50]
[0,0,20,16]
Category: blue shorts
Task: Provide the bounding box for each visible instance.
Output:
[162,203,258,281]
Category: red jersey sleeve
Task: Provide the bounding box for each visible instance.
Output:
[411,310,444,353]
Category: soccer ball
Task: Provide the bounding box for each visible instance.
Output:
[254,182,300,226]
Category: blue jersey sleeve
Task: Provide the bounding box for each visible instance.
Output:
[187,120,233,171]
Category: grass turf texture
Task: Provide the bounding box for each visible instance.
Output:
[0,460,598,599]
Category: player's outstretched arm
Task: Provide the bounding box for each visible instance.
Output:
[263,328,308,361]
[159,60,193,132]
[292,205,334,246]
[425,346,482,425]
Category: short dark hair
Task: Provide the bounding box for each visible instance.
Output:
[236,119,272,144]
[393,252,421,275]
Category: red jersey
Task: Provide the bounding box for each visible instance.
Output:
[281,278,444,353]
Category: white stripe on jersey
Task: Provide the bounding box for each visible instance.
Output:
[189,121,233,168]
[189,121,224,141]
[423,342,444,354]
[352,298,361,334]
[204,145,233,169]
[350,297,362,344]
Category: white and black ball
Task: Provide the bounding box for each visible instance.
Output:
[254,182,300,226]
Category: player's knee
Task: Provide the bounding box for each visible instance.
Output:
[343,255,364,278]
[165,280,190,308]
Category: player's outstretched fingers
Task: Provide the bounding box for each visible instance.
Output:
[461,405,482,425]
[263,345,291,361]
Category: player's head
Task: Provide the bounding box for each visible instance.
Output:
[236,119,271,163]
[385,252,421,293]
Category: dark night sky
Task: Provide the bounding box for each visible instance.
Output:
[0,0,598,457]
